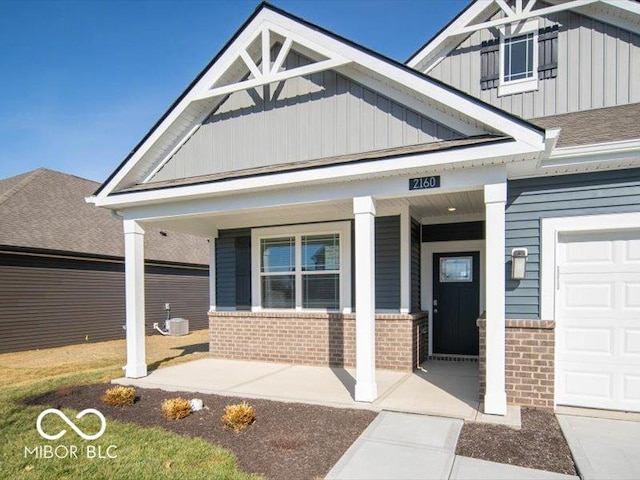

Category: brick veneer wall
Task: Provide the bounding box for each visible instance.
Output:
[477,318,555,409]
[209,311,428,371]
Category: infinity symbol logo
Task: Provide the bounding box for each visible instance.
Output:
[36,408,107,440]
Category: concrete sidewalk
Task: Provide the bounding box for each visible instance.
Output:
[326,411,578,480]
[558,414,640,480]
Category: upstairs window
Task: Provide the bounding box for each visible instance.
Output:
[503,33,534,82]
[480,22,557,97]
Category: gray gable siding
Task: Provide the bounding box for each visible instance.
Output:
[151,50,462,183]
[427,6,640,119]
[506,168,640,319]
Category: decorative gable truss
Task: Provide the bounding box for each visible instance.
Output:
[408,0,640,73]
[92,3,555,206]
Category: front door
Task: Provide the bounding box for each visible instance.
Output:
[433,252,480,355]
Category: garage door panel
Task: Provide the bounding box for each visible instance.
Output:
[562,281,613,309]
[563,328,612,355]
[557,229,640,412]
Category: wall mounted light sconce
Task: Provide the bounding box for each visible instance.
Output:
[511,248,528,280]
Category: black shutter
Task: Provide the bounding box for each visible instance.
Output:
[538,25,558,79]
[479,26,558,90]
[480,38,500,90]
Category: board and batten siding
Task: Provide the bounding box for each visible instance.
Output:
[215,216,403,311]
[427,6,640,119]
[151,49,462,183]
[0,254,209,353]
[506,168,640,319]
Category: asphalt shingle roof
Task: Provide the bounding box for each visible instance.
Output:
[531,103,640,148]
[0,168,209,264]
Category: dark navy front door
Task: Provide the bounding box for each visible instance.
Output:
[433,252,480,355]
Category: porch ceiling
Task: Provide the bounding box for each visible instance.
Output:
[140,189,485,237]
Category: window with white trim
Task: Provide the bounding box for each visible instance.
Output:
[252,222,351,312]
[497,20,539,97]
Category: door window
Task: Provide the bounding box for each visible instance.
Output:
[439,256,472,282]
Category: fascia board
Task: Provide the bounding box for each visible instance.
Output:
[94,139,539,210]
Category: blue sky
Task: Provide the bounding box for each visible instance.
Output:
[0,0,467,183]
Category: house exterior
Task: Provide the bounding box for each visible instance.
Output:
[91,0,640,416]
[0,168,210,353]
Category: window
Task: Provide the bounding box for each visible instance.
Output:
[503,33,534,82]
[252,222,351,311]
[497,20,539,96]
[439,257,473,283]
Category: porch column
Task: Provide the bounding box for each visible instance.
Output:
[353,196,377,402]
[209,230,218,311]
[484,183,507,415]
[124,219,147,378]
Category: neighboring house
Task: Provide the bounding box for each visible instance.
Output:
[0,168,209,353]
[90,0,640,416]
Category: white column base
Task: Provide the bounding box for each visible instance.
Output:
[125,363,148,379]
[355,381,378,403]
[484,391,507,415]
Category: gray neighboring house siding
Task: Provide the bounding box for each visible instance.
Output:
[215,216,403,311]
[152,49,462,183]
[427,5,640,119]
[506,168,640,319]
[0,254,209,353]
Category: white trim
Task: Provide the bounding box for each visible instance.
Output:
[540,212,640,321]
[421,240,486,356]
[97,144,522,210]
[250,221,352,313]
[498,20,539,97]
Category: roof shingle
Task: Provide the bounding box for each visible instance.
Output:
[530,103,640,148]
[0,168,208,264]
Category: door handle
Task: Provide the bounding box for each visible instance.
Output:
[433,308,438,314]
[433,299,438,306]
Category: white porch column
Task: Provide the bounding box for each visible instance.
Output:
[124,219,147,378]
[353,196,377,402]
[209,230,218,311]
[484,183,507,415]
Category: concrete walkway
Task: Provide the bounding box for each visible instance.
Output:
[558,414,640,480]
[113,358,520,427]
[327,411,578,480]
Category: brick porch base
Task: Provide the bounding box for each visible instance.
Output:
[209,311,428,371]
[478,318,555,409]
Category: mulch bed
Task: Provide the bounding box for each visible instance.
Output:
[456,408,576,475]
[26,384,377,480]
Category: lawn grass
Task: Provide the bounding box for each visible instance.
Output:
[0,331,259,480]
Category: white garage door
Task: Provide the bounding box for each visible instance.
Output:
[556,229,640,412]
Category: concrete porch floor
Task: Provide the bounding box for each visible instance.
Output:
[113,358,520,426]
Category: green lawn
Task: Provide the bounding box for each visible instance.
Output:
[0,331,259,480]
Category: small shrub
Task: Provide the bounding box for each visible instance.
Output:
[161,397,192,420]
[101,386,136,407]
[222,401,255,432]
[56,387,75,397]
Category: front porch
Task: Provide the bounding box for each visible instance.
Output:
[113,357,519,426]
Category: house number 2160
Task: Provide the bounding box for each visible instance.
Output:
[409,175,441,190]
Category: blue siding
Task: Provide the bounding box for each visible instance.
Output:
[506,168,640,319]
[375,215,401,310]
[411,218,421,312]
[215,228,251,309]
